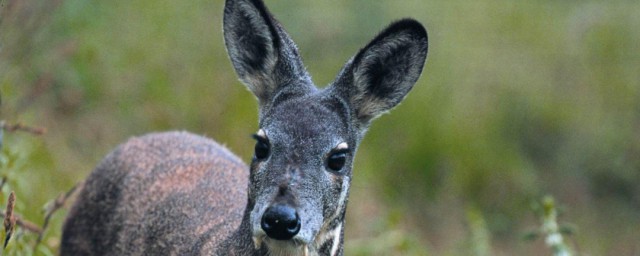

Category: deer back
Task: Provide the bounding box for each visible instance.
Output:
[61,132,248,255]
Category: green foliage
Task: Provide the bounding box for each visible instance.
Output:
[464,207,492,256]
[346,231,430,256]
[0,139,53,255]
[345,208,431,256]
[525,196,575,256]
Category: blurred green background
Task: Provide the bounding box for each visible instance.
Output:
[1,0,639,255]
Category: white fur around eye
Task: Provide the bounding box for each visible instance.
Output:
[335,142,348,151]
[256,129,267,138]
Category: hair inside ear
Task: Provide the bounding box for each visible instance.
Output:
[334,19,429,124]
[223,0,314,110]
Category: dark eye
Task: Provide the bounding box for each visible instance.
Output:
[327,151,347,172]
[253,134,270,160]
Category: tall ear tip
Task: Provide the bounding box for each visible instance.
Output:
[390,19,428,49]
[389,18,428,39]
[366,18,428,59]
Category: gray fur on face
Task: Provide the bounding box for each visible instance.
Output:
[248,96,355,247]
[61,0,428,255]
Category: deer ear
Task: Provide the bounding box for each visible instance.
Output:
[223,0,313,108]
[331,19,428,125]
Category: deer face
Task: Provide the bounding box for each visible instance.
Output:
[248,93,356,254]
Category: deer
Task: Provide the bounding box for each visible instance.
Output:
[60,0,428,255]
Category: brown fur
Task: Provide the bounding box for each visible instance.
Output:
[61,131,248,255]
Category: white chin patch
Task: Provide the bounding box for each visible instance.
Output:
[264,239,308,256]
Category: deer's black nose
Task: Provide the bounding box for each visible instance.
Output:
[261,204,301,240]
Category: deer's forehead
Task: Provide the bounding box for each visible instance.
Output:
[264,99,347,143]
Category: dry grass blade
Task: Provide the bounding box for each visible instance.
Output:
[0,121,47,136]
[3,191,16,249]
[0,199,42,235]
[33,182,82,251]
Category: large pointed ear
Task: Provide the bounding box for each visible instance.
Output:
[331,19,428,126]
[223,0,313,107]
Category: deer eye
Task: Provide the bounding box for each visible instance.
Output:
[327,151,347,172]
[326,143,349,172]
[252,131,270,160]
